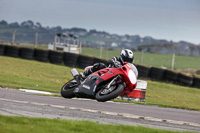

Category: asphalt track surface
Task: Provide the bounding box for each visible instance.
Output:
[0,87,200,132]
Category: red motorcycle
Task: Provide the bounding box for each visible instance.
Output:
[61,59,137,102]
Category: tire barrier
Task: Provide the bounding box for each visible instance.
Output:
[0,45,5,55]
[5,45,19,57]
[20,47,35,60]
[63,52,79,67]
[149,67,165,81]
[77,55,94,69]
[136,65,151,79]
[178,73,193,86]
[34,49,49,62]
[163,69,179,83]
[49,50,63,65]
[193,77,200,89]
[0,44,200,90]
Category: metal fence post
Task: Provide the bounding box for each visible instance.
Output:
[12,30,16,45]
[35,32,38,48]
[79,41,82,54]
[171,53,175,70]
[100,44,102,58]
[54,34,57,50]
[140,51,143,64]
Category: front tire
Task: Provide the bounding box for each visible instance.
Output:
[61,79,78,98]
[95,84,124,102]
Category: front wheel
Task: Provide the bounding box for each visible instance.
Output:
[95,84,124,102]
[61,79,78,98]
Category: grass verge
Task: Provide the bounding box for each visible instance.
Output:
[0,56,200,111]
[0,115,194,133]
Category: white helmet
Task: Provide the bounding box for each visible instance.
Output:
[120,49,134,63]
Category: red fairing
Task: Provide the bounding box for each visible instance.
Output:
[92,64,137,93]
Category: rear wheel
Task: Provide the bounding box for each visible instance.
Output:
[61,79,78,98]
[95,83,124,102]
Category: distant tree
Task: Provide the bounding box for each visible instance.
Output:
[21,20,34,28]
[133,35,142,44]
[27,20,34,27]
[125,34,130,39]
[9,22,20,28]
[89,29,97,33]
[36,22,42,28]
[70,27,87,32]
[55,26,62,32]
[0,20,8,25]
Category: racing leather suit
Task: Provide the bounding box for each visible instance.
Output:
[83,57,138,78]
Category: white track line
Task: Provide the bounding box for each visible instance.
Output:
[19,89,59,95]
[0,97,199,127]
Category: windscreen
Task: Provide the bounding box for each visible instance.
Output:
[128,63,138,78]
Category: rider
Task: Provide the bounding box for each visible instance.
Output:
[81,49,138,78]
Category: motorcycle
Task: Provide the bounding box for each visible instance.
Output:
[61,58,138,102]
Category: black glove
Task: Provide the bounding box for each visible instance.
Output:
[113,61,122,68]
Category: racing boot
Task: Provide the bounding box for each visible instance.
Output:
[71,68,81,84]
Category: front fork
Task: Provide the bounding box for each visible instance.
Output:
[102,75,125,93]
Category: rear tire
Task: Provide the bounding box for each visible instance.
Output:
[61,79,78,98]
[95,84,124,102]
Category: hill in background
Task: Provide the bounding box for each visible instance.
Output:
[0,20,200,56]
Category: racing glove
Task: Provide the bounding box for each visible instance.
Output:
[113,61,122,68]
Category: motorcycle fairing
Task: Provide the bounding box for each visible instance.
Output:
[93,64,137,92]
[73,75,104,98]
[73,63,137,98]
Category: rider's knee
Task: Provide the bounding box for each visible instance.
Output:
[93,63,106,71]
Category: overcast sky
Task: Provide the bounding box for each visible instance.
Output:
[0,0,200,44]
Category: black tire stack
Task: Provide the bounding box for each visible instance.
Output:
[5,45,19,57]
[136,65,151,79]
[63,52,79,67]
[77,55,94,69]
[0,45,6,55]
[20,47,35,60]
[49,50,64,65]
[34,49,49,62]
[163,69,179,83]
[178,73,193,86]
[149,67,165,81]
[193,76,200,89]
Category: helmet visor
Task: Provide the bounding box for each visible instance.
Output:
[123,57,133,63]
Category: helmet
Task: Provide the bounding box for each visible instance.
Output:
[120,49,134,63]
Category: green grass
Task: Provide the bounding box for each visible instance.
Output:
[20,44,48,49]
[0,56,83,93]
[114,81,200,110]
[0,56,200,111]
[81,48,200,69]
[0,115,194,133]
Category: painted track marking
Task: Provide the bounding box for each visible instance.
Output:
[0,97,199,127]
